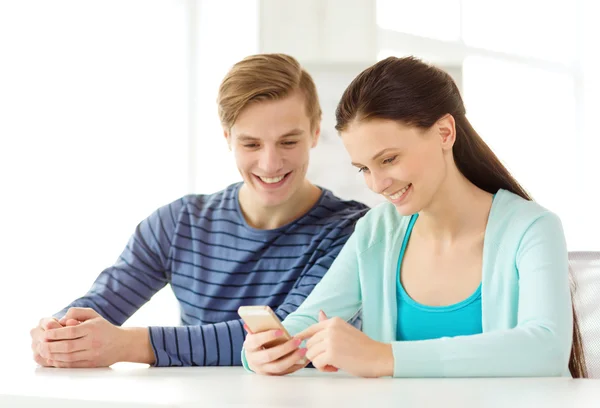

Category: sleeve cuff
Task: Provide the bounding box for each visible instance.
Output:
[241,348,254,373]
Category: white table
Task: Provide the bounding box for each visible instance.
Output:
[1,363,599,407]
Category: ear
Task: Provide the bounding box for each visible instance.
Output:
[311,124,321,148]
[223,128,232,151]
[437,114,456,151]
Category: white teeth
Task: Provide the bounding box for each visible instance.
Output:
[259,175,285,184]
[389,184,411,200]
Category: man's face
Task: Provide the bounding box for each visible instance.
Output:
[225,91,319,208]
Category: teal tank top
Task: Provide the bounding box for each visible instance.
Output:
[396,214,483,341]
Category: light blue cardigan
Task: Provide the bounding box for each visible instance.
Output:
[243,189,573,377]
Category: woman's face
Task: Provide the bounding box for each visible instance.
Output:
[341,118,453,215]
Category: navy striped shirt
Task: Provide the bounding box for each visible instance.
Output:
[56,183,368,366]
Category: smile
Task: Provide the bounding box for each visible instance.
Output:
[388,184,411,200]
[254,172,292,186]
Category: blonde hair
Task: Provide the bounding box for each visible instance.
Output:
[217,53,321,131]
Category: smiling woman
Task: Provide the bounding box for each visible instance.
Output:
[242,56,587,379]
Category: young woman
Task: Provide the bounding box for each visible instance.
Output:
[242,56,587,378]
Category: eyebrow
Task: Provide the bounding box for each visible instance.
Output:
[237,129,304,141]
[351,148,398,167]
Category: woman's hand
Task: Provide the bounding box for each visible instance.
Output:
[243,326,309,376]
[297,311,394,378]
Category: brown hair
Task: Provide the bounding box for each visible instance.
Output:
[336,56,587,378]
[217,53,321,131]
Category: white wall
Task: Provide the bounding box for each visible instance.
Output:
[260,0,384,207]
[0,0,190,365]
[261,0,600,250]
[1,0,597,369]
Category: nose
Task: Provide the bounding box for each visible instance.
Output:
[258,145,284,174]
[368,170,393,195]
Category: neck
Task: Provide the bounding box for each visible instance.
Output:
[415,166,494,243]
[238,180,321,230]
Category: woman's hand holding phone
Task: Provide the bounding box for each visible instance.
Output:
[243,326,309,375]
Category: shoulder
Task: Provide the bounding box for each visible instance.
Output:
[349,201,413,252]
[486,189,565,249]
[284,188,369,248]
[173,183,241,218]
[306,188,369,229]
[143,183,241,226]
[316,188,370,218]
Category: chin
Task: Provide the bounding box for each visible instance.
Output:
[251,182,291,203]
[393,203,419,217]
[247,172,301,205]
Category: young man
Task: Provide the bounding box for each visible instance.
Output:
[29,54,369,368]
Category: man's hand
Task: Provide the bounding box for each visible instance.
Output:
[30,317,65,367]
[36,308,129,368]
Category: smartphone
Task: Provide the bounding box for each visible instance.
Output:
[238,305,292,348]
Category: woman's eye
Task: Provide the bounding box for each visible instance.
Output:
[244,144,259,148]
[383,155,397,165]
[358,166,369,173]
[282,141,298,146]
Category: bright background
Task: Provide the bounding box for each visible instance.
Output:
[1,0,598,367]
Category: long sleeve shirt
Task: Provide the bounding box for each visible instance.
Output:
[55,183,368,366]
[244,189,573,377]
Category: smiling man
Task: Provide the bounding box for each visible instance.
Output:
[29,54,369,368]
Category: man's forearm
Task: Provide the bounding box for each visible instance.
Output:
[119,327,156,365]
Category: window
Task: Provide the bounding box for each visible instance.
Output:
[377,0,461,42]
[194,0,258,193]
[0,0,258,367]
[462,0,576,63]
[376,0,598,250]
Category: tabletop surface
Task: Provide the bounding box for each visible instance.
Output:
[1,364,599,408]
